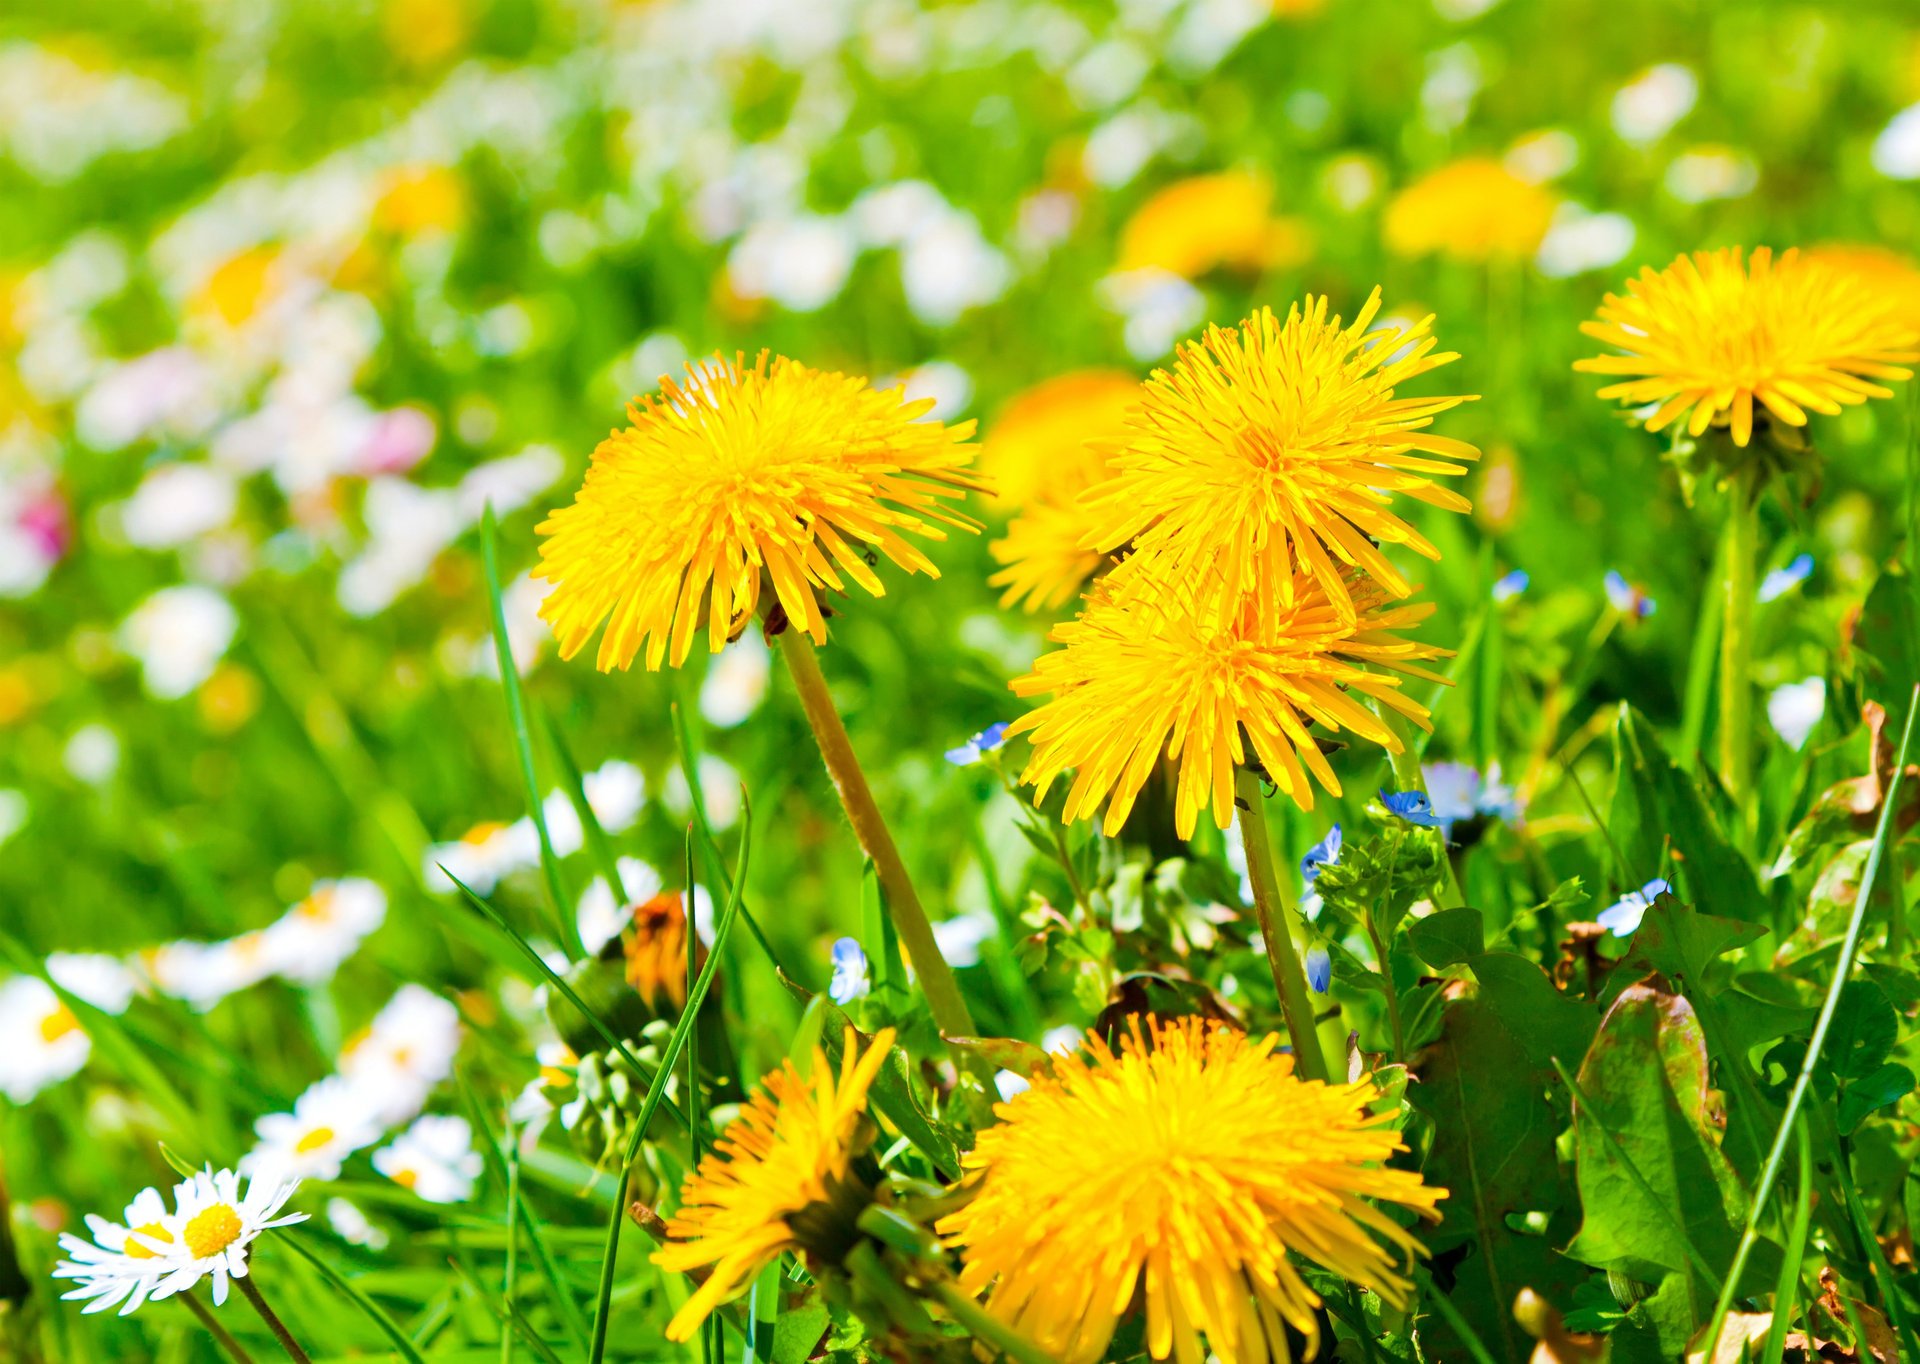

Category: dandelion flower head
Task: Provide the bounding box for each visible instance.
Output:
[1384,159,1557,262]
[1575,246,1920,447]
[537,354,982,671]
[939,1017,1444,1364]
[1009,571,1446,837]
[652,1027,896,1340]
[1082,292,1478,625]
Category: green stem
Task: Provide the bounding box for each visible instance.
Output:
[1698,685,1920,1362]
[500,1126,521,1364]
[1718,477,1759,817]
[776,629,977,1042]
[1234,766,1332,1084]
[236,1276,313,1364]
[1374,703,1465,909]
[1365,917,1406,1062]
[932,1282,1063,1364]
[179,1288,257,1364]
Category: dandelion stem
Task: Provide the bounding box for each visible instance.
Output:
[179,1287,257,1364]
[1717,473,1759,820]
[237,1276,313,1364]
[932,1281,1063,1364]
[1234,766,1331,1084]
[775,628,978,1043]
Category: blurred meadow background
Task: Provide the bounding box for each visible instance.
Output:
[9,0,1920,1360]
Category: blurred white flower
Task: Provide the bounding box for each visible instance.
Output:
[46,953,137,1014]
[1536,205,1636,278]
[900,211,1010,325]
[1873,104,1920,180]
[424,818,541,895]
[74,348,216,452]
[1041,1025,1084,1055]
[243,1077,383,1181]
[931,909,997,968]
[120,585,237,699]
[577,858,667,956]
[62,725,120,785]
[664,753,743,831]
[117,464,237,550]
[374,1115,483,1203]
[1768,677,1826,751]
[727,215,856,312]
[1505,129,1579,183]
[584,760,647,834]
[262,878,388,985]
[700,633,771,728]
[144,934,277,1012]
[1420,43,1482,133]
[993,1069,1031,1101]
[339,986,461,1126]
[1067,41,1150,110]
[1664,147,1757,203]
[1611,64,1697,145]
[325,1197,389,1251]
[1099,268,1206,360]
[0,975,90,1102]
[0,790,24,848]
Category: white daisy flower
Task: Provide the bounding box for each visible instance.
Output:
[45,952,138,1013]
[261,878,387,985]
[698,633,771,728]
[583,760,646,833]
[338,986,461,1125]
[242,1077,383,1181]
[143,933,277,1012]
[51,1186,178,1315]
[0,975,90,1102]
[324,1197,388,1251]
[423,819,540,894]
[576,857,666,956]
[147,1168,307,1307]
[372,1115,483,1204]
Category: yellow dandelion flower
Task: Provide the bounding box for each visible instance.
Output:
[622,890,697,1010]
[1083,291,1478,625]
[1008,572,1446,838]
[939,1018,1444,1364]
[536,354,983,671]
[1383,159,1556,262]
[1118,172,1308,280]
[976,371,1138,611]
[1576,246,1920,448]
[1802,244,1920,333]
[652,1026,896,1341]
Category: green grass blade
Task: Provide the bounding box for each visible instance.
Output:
[277,1235,431,1364]
[1679,528,1727,772]
[479,504,581,958]
[1761,1114,1814,1363]
[1699,682,1920,1360]
[670,692,787,975]
[1414,1266,1499,1364]
[543,704,629,904]
[445,1255,566,1364]
[588,796,752,1364]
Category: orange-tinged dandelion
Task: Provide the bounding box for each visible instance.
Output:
[1008,572,1446,838]
[1575,246,1920,448]
[977,370,1138,611]
[1117,172,1305,281]
[652,1027,895,1341]
[536,354,983,670]
[1383,158,1556,263]
[939,1018,1444,1364]
[1083,291,1478,625]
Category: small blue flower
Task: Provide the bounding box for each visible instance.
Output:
[1378,789,1444,828]
[1306,947,1332,994]
[944,722,1011,766]
[1758,553,1814,604]
[1492,568,1530,602]
[1597,878,1672,938]
[1604,570,1657,619]
[829,937,871,1004]
[1477,763,1525,825]
[1299,824,1343,884]
[1423,763,1482,839]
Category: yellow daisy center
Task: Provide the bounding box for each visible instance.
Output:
[461,821,506,847]
[294,1126,336,1154]
[296,888,338,922]
[391,1168,420,1190]
[125,1222,174,1260]
[37,1005,80,1044]
[183,1204,244,1259]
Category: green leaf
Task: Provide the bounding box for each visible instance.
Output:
[1563,984,1756,1332]
[1609,706,1761,924]
[1857,566,1920,717]
[1825,979,1898,1080]
[772,1300,831,1364]
[1409,906,1485,968]
[1839,1061,1915,1135]
[1619,893,1764,988]
[1409,957,1590,1362]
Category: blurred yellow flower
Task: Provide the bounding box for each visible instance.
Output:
[1803,244,1920,331]
[1383,159,1556,262]
[191,246,280,329]
[373,165,465,237]
[1084,291,1478,626]
[977,371,1137,611]
[1576,246,1920,447]
[1009,573,1445,837]
[940,1017,1444,1364]
[197,662,259,734]
[536,353,983,671]
[382,0,469,68]
[1118,172,1309,279]
[653,1027,895,1341]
